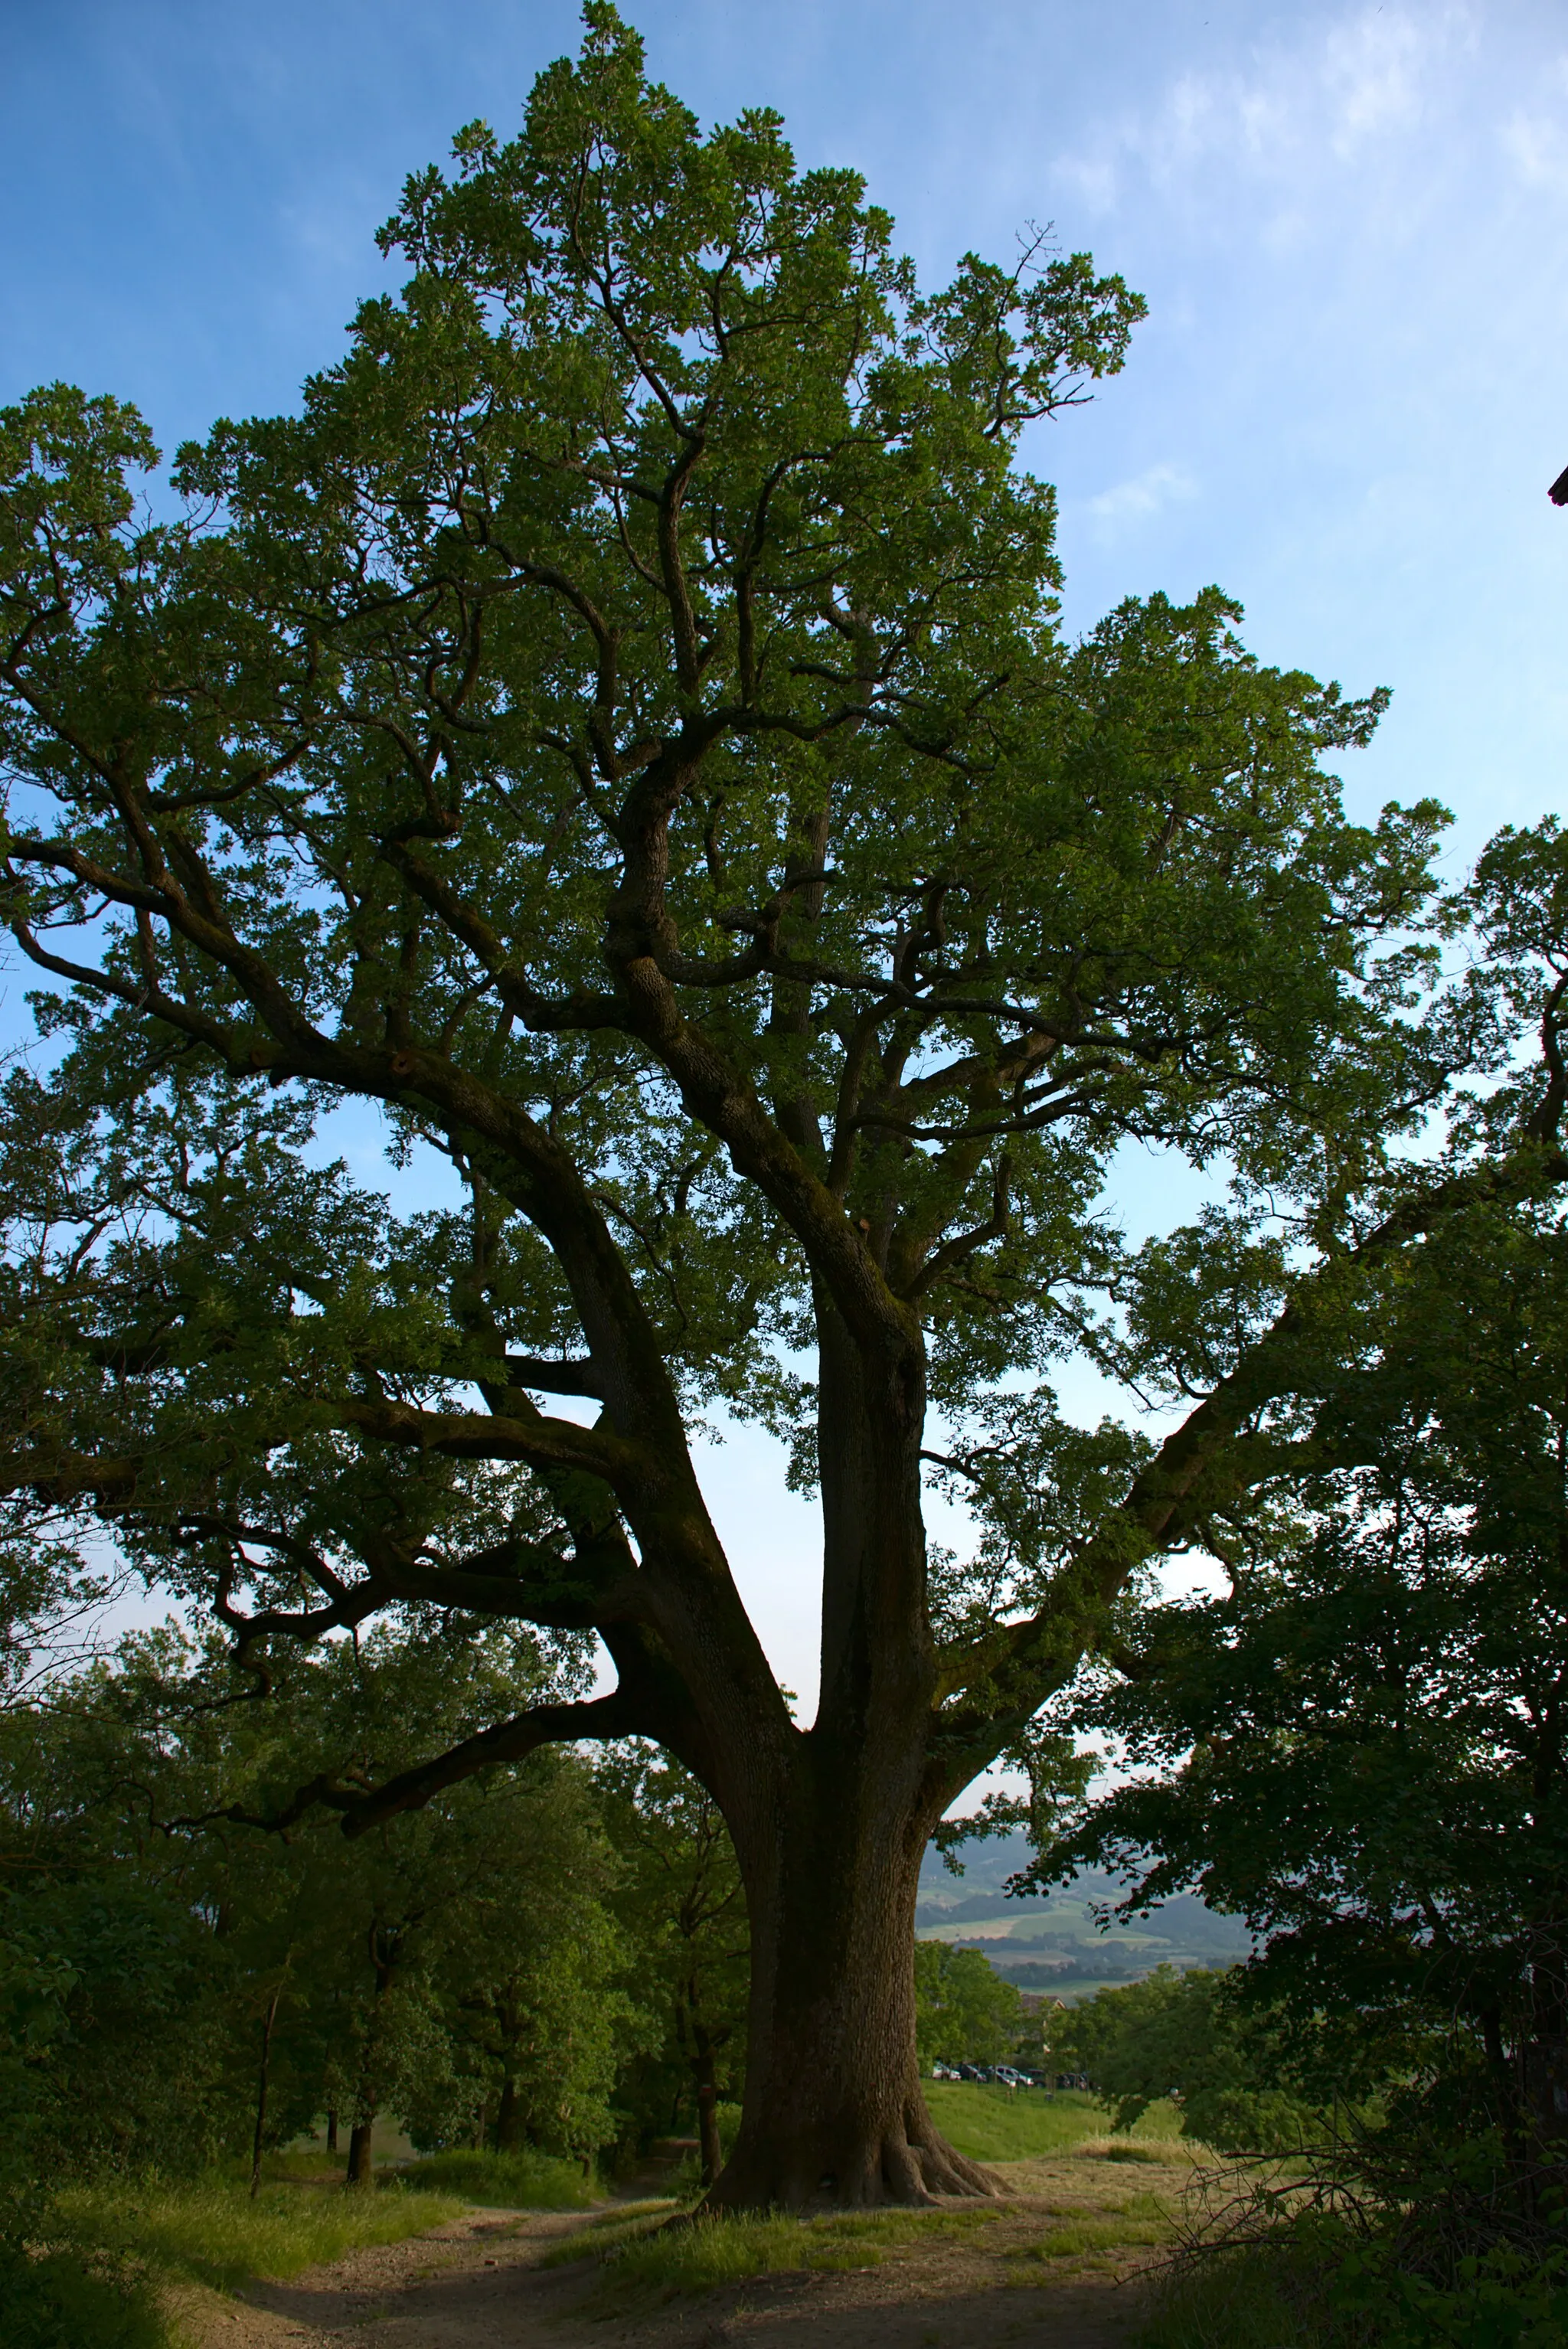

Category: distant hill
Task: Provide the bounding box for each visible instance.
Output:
[917,1830,1250,2001]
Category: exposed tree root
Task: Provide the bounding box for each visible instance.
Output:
[701,2112,1007,2215]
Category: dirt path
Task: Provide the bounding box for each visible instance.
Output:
[170,2153,1186,2349]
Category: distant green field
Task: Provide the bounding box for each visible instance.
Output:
[925,2081,1181,2163]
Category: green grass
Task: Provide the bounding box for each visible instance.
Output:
[206,2147,346,2186]
[1008,2191,1174,2273]
[56,2174,466,2293]
[556,2204,1008,2305]
[1134,2243,1333,2348]
[923,2082,1185,2163]
[399,2147,597,2209]
[1076,2137,1197,2165]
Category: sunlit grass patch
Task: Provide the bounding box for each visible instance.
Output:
[538,2206,673,2269]
[557,2204,1006,2303]
[586,2197,678,2229]
[923,2084,1105,2163]
[1010,2191,1174,2275]
[925,2083,1190,2165]
[399,2148,596,2209]
[1076,2135,1200,2166]
[57,2176,466,2292]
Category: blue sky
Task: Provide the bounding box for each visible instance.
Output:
[5,0,1568,1707]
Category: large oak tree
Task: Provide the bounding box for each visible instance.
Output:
[1,3,1563,2207]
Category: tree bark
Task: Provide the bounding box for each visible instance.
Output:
[696,1299,996,2210]
[709,1780,996,2209]
[696,2076,721,2191]
[347,2121,374,2185]
[325,2108,338,2155]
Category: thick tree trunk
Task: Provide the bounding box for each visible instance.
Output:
[698,1298,995,2210]
[346,2121,374,2185]
[708,1792,996,2209]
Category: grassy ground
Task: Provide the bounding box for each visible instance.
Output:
[536,2085,1193,2310]
[21,2089,1183,2341]
[925,2081,1184,2162]
[1007,2190,1174,2274]
[55,2172,466,2295]
[557,2203,1012,2306]
[400,2147,596,2208]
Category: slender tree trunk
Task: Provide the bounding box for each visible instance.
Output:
[347,2120,375,2185]
[325,2108,338,2155]
[493,2075,520,2151]
[250,1988,283,2201]
[696,2075,721,2190]
[1524,1930,1568,2174]
[345,1930,398,2188]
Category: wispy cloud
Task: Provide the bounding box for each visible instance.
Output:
[1502,67,1568,198]
[1052,3,1475,221]
[1085,461,1197,533]
[1320,9,1430,154]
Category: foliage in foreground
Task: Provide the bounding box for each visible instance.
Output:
[0,2167,465,2349]
[1142,2228,1568,2349]
[1050,1966,1328,2155]
[1043,1194,1568,2166]
[1141,2130,1568,2349]
[0,2248,167,2349]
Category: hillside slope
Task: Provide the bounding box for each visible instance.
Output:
[917,1832,1250,1998]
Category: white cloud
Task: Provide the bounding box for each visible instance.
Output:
[1321,10,1428,154]
[1503,105,1568,197]
[1052,3,1474,220]
[1085,461,1197,531]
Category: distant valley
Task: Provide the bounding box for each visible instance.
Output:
[917,1831,1251,2000]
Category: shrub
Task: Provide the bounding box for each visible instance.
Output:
[1141,2134,1568,2349]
